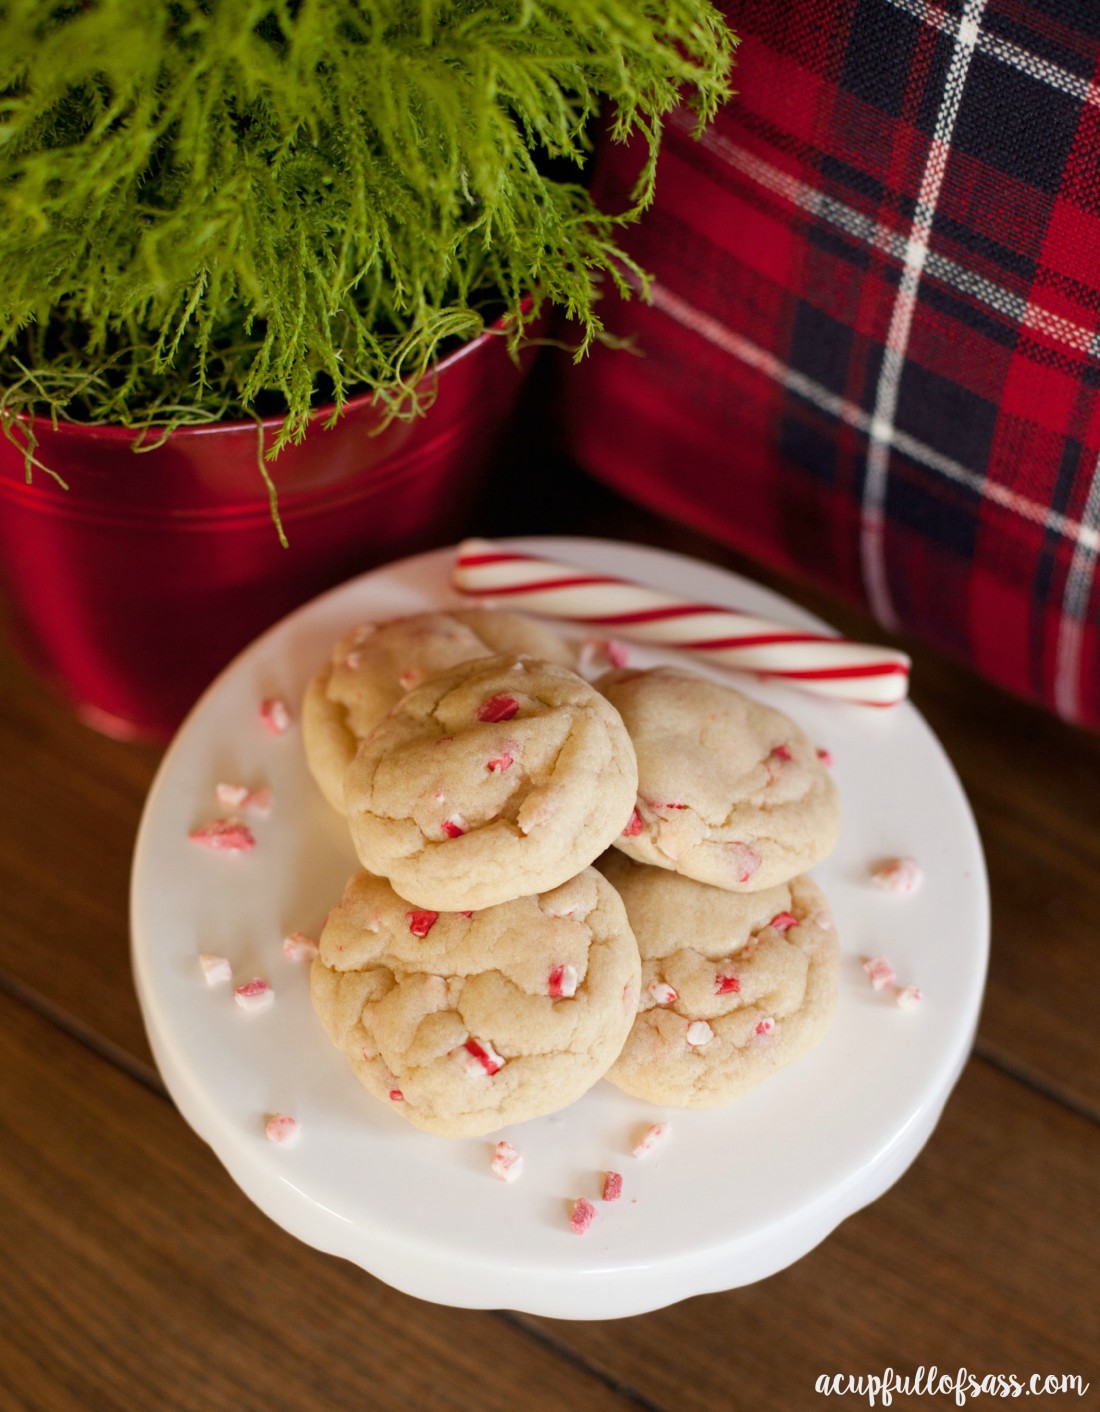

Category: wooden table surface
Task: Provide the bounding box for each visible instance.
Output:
[1,458,1097,1412]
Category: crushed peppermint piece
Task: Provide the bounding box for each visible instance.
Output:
[686,1019,714,1047]
[234,977,274,1013]
[729,842,761,884]
[755,1016,775,1037]
[770,911,798,932]
[602,1171,624,1202]
[578,638,631,673]
[871,856,923,895]
[463,1038,505,1076]
[486,752,514,773]
[491,1141,524,1183]
[476,694,519,723]
[243,785,273,816]
[633,1122,670,1158]
[215,782,273,815]
[648,980,678,1005]
[569,1197,597,1235]
[548,963,579,998]
[199,953,232,985]
[283,931,319,962]
[264,1114,300,1145]
[215,782,249,808]
[407,910,439,938]
[863,956,897,991]
[398,669,420,691]
[388,1088,404,1102]
[770,743,793,762]
[189,818,256,853]
[459,910,474,919]
[441,814,467,838]
[714,973,741,995]
[895,984,924,1010]
[259,697,292,734]
[622,807,645,837]
[817,747,834,768]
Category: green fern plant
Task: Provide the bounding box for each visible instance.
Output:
[0,0,735,471]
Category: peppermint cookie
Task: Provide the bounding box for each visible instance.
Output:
[599,666,840,891]
[302,610,576,812]
[344,654,638,911]
[598,853,839,1107]
[310,866,641,1137]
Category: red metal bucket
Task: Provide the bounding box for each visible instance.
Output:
[0,322,533,740]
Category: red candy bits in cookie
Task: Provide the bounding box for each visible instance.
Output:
[476,694,519,722]
[406,910,439,938]
[548,963,579,998]
[463,1038,505,1076]
[714,974,741,995]
[729,842,761,884]
[622,808,645,837]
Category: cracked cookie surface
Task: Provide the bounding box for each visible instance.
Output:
[310,866,641,1137]
[598,666,840,891]
[302,610,576,813]
[344,653,638,911]
[598,853,839,1107]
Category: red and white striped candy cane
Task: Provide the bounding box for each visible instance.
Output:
[452,540,911,706]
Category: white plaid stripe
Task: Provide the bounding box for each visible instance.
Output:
[1054,455,1100,721]
[644,278,1099,554]
[885,0,1100,722]
[886,0,1100,105]
[646,276,1100,722]
[677,119,1100,362]
[861,1,987,631]
[661,3,1100,719]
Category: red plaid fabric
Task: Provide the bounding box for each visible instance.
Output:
[560,0,1100,729]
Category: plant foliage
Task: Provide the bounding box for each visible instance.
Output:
[0,0,735,452]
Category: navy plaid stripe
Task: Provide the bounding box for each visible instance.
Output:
[559,0,1100,726]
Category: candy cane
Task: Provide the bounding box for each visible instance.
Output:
[452,539,910,706]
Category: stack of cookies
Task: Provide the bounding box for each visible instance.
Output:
[302,610,841,1138]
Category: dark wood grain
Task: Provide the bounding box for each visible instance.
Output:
[519,1056,1098,1410]
[0,989,646,1412]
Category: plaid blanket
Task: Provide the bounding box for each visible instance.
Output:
[561,0,1100,729]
